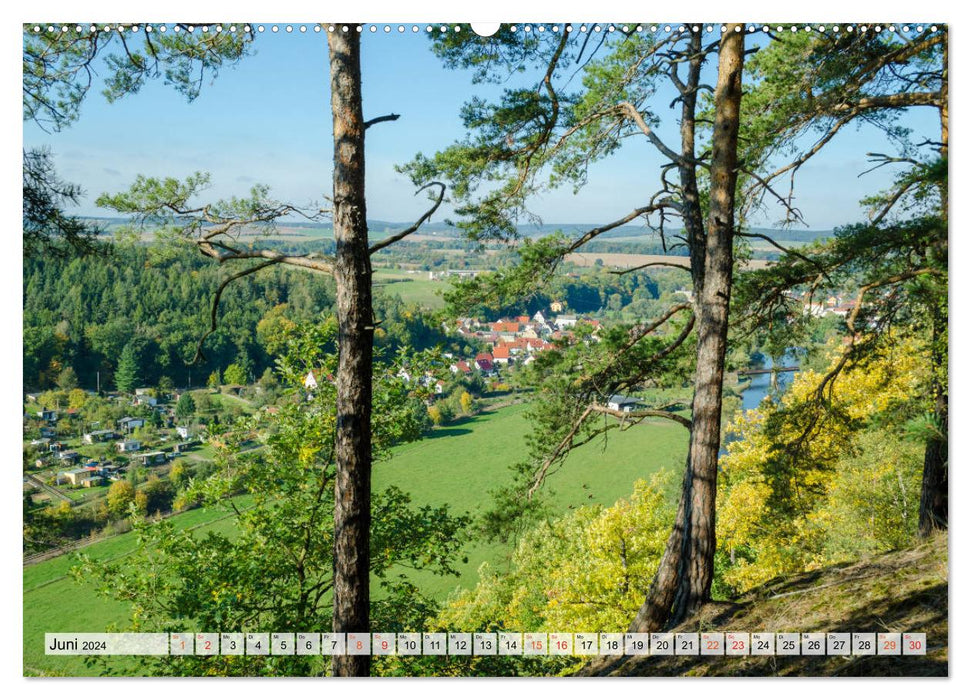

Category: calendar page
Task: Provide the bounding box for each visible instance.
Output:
[20,10,948,684]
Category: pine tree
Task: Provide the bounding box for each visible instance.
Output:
[175,393,196,421]
[114,343,140,394]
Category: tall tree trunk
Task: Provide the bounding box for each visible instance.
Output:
[630,25,744,631]
[328,27,373,678]
[629,31,706,636]
[918,307,947,536]
[680,30,707,292]
[919,33,948,537]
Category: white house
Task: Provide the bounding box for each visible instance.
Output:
[116,439,141,453]
[304,371,318,390]
[555,315,578,330]
[117,416,145,432]
[607,394,644,413]
[83,429,116,444]
[176,426,192,440]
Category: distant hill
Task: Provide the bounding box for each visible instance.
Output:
[83,216,833,245]
[580,531,947,677]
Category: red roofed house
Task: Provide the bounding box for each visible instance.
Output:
[492,345,512,364]
[474,353,496,374]
[450,360,472,375]
[490,321,521,334]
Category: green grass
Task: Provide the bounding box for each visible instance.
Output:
[372,269,450,309]
[373,402,687,600]
[23,497,252,677]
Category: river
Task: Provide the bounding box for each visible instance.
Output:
[739,354,799,411]
[723,352,801,452]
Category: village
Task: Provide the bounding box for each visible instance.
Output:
[22,385,205,515]
[444,306,602,380]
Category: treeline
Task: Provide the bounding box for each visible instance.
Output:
[22,243,456,392]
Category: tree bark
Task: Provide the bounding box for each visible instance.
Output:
[671,24,743,621]
[680,30,707,292]
[918,307,947,536]
[328,27,373,678]
[630,25,744,631]
[919,33,948,537]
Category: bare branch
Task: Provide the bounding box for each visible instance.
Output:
[858,152,922,177]
[567,202,681,253]
[735,231,831,282]
[869,180,919,225]
[610,261,692,275]
[590,403,692,429]
[192,259,282,363]
[528,406,595,499]
[368,182,446,254]
[527,400,691,500]
[363,113,400,129]
[617,101,683,163]
[197,242,334,274]
[830,91,942,113]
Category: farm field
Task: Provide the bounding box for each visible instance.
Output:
[25,402,686,676]
[372,269,450,309]
[565,251,770,271]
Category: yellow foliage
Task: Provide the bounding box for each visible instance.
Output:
[436,475,674,633]
[68,388,88,410]
[717,336,929,591]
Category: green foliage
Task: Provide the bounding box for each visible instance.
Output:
[716,338,929,592]
[207,370,222,390]
[223,363,247,386]
[55,365,78,390]
[105,480,136,519]
[23,242,450,392]
[139,477,177,515]
[175,392,196,420]
[23,24,251,132]
[113,342,140,394]
[739,28,944,192]
[75,321,470,676]
[22,147,108,258]
[392,476,673,676]
[168,460,190,490]
[157,375,175,394]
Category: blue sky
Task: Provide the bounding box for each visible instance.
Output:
[23,26,943,231]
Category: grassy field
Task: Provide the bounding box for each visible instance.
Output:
[373,402,687,600]
[23,497,253,677]
[24,402,686,675]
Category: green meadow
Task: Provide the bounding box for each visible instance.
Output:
[372,269,449,309]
